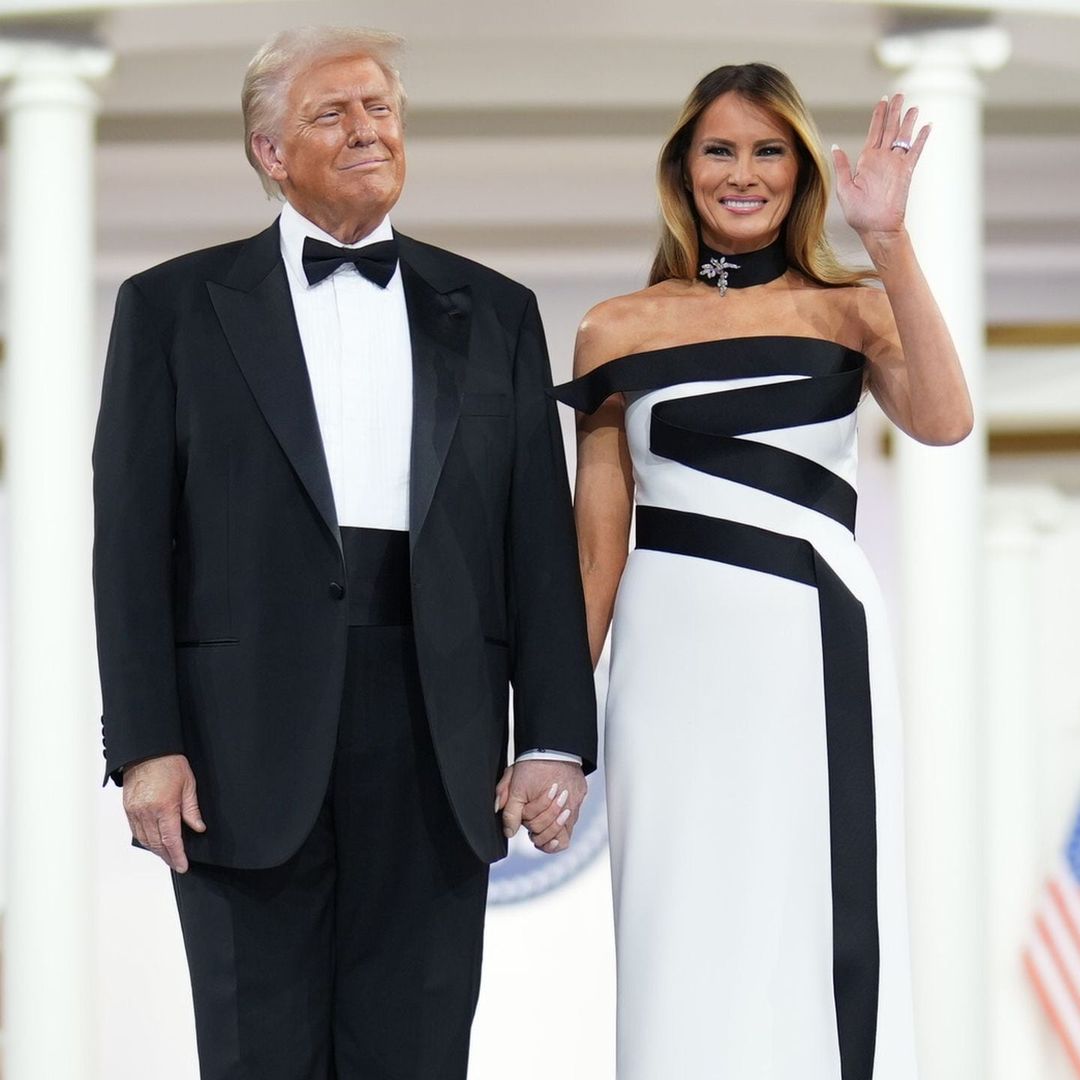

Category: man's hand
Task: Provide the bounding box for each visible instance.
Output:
[122,754,206,874]
[500,760,587,855]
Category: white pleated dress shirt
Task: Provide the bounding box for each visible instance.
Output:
[279,202,578,767]
[280,201,411,530]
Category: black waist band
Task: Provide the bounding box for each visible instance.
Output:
[341,527,412,627]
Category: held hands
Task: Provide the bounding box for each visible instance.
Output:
[496,760,587,855]
[122,753,206,874]
[831,93,930,239]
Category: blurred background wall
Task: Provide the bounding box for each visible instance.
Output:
[0,1,1077,1077]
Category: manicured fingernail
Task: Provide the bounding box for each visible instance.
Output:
[547,783,558,799]
[881,95,888,102]
[495,797,501,813]
[831,143,839,152]
[557,808,571,826]
[557,789,569,808]
[548,839,560,850]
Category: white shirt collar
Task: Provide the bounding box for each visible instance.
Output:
[279,200,395,288]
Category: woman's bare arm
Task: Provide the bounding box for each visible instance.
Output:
[570,303,638,667]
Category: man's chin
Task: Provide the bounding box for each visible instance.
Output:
[344,181,402,215]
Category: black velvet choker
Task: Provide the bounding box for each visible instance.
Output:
[696,237,788,296]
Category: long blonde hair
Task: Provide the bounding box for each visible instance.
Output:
[650,62,873,288]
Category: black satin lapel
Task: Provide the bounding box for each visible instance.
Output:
[401,260,471,545]
[208,265,340,550]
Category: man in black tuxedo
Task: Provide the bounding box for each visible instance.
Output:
[93,26,596,1079]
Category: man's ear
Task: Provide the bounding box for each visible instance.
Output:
[251,133,288,183]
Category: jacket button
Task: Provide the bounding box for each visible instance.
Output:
[329,581,345,600]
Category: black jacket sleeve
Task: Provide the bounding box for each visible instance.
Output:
[92,279,184,784]
[505,291,598,772]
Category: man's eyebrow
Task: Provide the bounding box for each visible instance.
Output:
[302,88,393,112]
[301,92,348,112]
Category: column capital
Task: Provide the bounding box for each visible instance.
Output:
[877,21,1011,77]
[0,36,112,108]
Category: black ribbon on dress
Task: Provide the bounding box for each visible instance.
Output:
[636,506,879,1080]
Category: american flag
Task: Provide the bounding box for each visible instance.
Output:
[1026,808,1080,1074]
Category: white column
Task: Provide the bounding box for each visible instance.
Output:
[0,37,112,1080]
[876,21,1009,1080]
[984,487,1065,1080]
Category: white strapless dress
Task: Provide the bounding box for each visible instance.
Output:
[553,336,918,1080]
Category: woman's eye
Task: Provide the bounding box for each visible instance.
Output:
[704,146,731,157]
[758,146,784,156]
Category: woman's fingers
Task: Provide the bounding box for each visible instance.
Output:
[865,95,888,150]
[907,123,932,168]
[524,787,570,837]
[882,93,905,146]
[831,144,853,190]
[897,106,919,145]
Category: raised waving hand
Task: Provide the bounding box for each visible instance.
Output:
[831,93,930,237]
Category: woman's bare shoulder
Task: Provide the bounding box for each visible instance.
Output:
[574,282,687,377]
[785,275,890,352]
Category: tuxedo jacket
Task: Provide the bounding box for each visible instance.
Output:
[92,220,597,870]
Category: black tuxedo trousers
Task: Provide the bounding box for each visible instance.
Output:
[173,530,488,1079]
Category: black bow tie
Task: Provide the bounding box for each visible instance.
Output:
[302,236,399,287]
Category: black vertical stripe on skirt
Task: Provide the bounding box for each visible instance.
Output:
[635,505,879,1080]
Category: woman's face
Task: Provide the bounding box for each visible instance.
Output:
[685,92,800,255]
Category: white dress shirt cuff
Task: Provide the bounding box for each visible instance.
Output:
[514,749,583,766]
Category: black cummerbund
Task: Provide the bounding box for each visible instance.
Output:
[340,527,412,627]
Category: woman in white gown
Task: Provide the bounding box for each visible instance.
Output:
[550,65,972,1078]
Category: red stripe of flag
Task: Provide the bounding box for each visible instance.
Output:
[1024,947,1080,1075]
[1036,912,1080,1018]
[1051,877,1080,957]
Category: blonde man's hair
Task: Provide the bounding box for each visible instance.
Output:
[242,26,406,199]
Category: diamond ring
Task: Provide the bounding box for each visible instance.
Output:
[890,139,912,152]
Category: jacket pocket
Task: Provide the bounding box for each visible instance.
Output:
[174,638,240,649]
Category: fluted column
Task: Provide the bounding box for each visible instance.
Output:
[876,19,1009,1080]
[0,35,112,1080]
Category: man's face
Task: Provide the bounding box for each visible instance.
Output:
[260,54,406,239]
